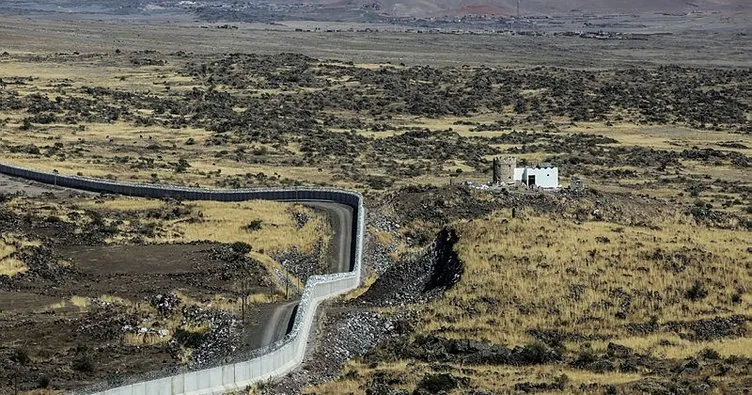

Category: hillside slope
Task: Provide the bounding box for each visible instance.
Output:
[261,0,749,17]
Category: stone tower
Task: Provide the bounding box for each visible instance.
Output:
[492,156,516,185]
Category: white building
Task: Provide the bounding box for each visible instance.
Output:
[513,164,559,189]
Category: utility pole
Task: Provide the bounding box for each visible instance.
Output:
[240,279,247,324]
[240,263,252,324]
[517,0,520,18]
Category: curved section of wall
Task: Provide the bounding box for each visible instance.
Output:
[0,163,365,395]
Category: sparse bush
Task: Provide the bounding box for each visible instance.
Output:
[414,373,462,394]
[230,241,252,254]
[37,375,50,388]
[10,347,30,364]
[553,374,569,390]
[72,354,95,373]
[172,328,205,348]
[245,219,263,232]
[20,118,33,131]
[699,348,721,360]
[174,158,191,173]
[574,345,597,367]
[731,291,743,305]
[517,341,557,364]
[685,280,709,301]
[342,369,360,380]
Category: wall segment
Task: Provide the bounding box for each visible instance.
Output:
[0,163,365,395]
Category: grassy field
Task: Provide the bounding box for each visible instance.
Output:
[431,210,751,345]
[306,208,751,394]
[77,198,328,255]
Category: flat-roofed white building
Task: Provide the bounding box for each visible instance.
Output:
[513,164,559,189]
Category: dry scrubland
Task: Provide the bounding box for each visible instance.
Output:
[1,194,326,291]
[309,201,751,394]
[3,195,323,247]
[0,191,331,391]
[427,212,751,348]
[0,19,750,395]
[0,52,750,225]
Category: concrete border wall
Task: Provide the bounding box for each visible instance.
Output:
[0,163,365,395]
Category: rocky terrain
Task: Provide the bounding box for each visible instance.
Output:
[298,185,751,394]
[0,186,329,393]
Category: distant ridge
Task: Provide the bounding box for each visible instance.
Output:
[262,0,750,17]
[1,0,749,20]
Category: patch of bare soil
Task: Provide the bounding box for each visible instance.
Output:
[57,243,272,299]
[0,173,82,198]
[0,209,275,392]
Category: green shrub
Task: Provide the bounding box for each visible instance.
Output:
[685,280,708,301]
[231,241,252,254]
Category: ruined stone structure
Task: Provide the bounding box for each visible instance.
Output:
[492,156,516,185]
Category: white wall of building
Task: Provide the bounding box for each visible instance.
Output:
[514,168,525,182]
[514,167,559,189]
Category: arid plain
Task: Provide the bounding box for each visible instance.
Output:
[0,8,750,395]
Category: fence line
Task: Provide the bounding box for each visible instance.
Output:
[0,163,365,395]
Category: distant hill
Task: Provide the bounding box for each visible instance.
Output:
[2,0,748,21]
[261,0,749,17]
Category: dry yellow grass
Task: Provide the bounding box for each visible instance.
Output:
[565,122,751,153]
[21,194,327,257]
[369,228,394,247]
[66,196,328,285]
[78,198,165,212]
[173,290,284,315]
[42,295,91,312]
[123,332,171,346]
[0,257,27,277]
[307,359,647,394]
[422,210,751,349]
[344,271,378,301]
[303,379,363,395]
[596,333,752,359]
[151,200,325,255]
[97,294,135,307]
[20,390,61,395]
[306,361,413,395]
[69,296,91,309]
[0,240,27,277]
[250,251,304,293]
[1,233,41,248]
[2,198,87,226]
[0,121,338,188]
[0,241,17,259]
